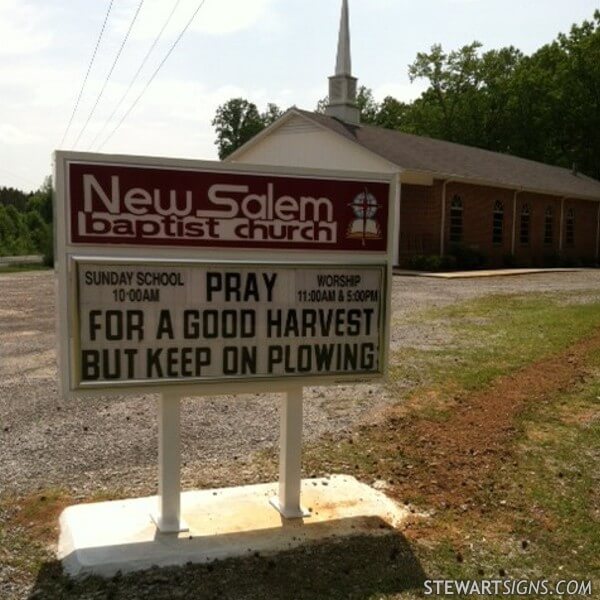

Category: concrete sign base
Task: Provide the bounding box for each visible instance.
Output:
[58,475,409,578]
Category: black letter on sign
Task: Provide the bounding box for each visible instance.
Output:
[147,348,163,378]
[156,310,174,340]
[267,345,283,373]
[206,273,222,301]
[82,350,100,381]
[89,311,102,341]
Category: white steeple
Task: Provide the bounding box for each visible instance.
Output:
[325,0,360,125]
[335,0,352,75]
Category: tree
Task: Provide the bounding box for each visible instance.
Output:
[355,87,379,124]
[554,10,600,177]
[261,103,284,127]
[408,42,484,141]
[0,204,33,255]
[0,177,53,258]
[27,176,53,223]
[0,186,30,210]
[212,99,263,160]
[212,99,283,160]
[375,96,411,130]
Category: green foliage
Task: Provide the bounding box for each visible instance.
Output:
[408,254,454,272]
[0,205,32,255]
[26,176,53,224]
[212,98,283,159]
[408,11,600,177]
[409,246,487,272]
[448,243,487,270]
[0,177,52,257]
[393,292,600,394]
[0,186,30,211]
[375,96,410,129]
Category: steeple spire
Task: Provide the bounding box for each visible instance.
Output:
[335,0,352,75]
[325,0,360,125]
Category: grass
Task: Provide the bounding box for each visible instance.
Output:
[405,356,600,599]
[0,263,50,275]
[391,292,600,405]
[1,290,600,598]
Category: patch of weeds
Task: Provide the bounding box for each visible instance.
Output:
[390,293,600,398]
[0,486,130,582]
[506,378,600,581]
[408,352,600,597]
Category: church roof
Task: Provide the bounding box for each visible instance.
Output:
[295,109,600,200]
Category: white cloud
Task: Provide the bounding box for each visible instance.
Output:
[0,0,52,56]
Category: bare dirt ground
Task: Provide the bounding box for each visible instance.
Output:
[350,330,600,512]
[2,269,600,498]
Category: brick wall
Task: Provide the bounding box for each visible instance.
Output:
[399,180,600,267]
[399,183,441,260]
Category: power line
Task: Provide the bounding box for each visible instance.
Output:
[58,0,115,148]
[89,0,183,151]
[72,0,146,149]
[98,0,208,151]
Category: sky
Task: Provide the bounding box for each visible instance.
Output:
[0,0,598,192]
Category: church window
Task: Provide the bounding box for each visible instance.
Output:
[450,196,463,243]
[492,201,504,245]
[520,204,531,245]
[565,209,575,246]
[544,207,553,245]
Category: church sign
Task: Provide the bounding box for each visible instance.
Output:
[54,152,394,396]
[67,162,389,252]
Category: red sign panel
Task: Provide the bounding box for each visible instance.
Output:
[67,162,389,252]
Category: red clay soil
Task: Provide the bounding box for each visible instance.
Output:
[374,330,600,512]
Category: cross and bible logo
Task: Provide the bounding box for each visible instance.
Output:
[346,189,383,246]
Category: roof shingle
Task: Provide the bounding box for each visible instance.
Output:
[297,109,600,200]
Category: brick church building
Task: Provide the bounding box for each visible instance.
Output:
[227,0,600,269]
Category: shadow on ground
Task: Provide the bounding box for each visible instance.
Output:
[29,532,427,599]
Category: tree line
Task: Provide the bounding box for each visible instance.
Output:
[213,10,600,181]
[0,178,53,264]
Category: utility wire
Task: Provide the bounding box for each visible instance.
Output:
[89,0,183,151]
[98,0,208,151]
[72,0,145,149]
[58,0,115,148]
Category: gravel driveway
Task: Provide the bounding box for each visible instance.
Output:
[2,269,600,497]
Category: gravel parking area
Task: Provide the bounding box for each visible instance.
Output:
[1,269,600,497]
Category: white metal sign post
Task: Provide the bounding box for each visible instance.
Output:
[271,387,310,519]
[156,392,187,532]
[54,151,395,532]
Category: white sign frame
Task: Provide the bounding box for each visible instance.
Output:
[54,151,396,401]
